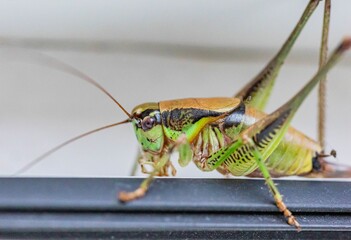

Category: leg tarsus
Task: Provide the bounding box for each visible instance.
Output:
[118,166,160,202]
[275,196,301,231]
[118,187,147,202]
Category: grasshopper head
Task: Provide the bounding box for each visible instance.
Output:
[131,102,164,154]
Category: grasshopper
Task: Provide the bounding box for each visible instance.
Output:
[11,0,351,230]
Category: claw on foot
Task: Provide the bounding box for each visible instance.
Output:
[275,196,301,231]
[118,187,146,202]
[287,215,301,232]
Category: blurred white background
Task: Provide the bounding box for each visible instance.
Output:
[0,0,350,177]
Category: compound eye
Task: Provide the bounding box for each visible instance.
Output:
[141,117,155,130]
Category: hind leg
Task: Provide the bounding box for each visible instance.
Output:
[235,0,319,110]
[243,136,300,230]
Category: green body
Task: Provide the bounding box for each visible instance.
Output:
[131,97,320,178]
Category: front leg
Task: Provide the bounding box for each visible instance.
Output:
[119,134,188,202]
[118,153,169,202]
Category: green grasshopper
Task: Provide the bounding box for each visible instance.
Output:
[13,0,351,230]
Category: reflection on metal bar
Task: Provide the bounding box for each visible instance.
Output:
[0,177,350,239]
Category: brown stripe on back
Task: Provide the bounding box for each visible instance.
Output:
[160,97,241,113]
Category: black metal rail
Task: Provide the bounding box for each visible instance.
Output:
[0,177,350,239]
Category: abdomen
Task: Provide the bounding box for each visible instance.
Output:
[191,105,322,177]
[242,107,322,176]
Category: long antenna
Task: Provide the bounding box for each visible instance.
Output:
[13,119,130,176]
[10,50,132,118]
